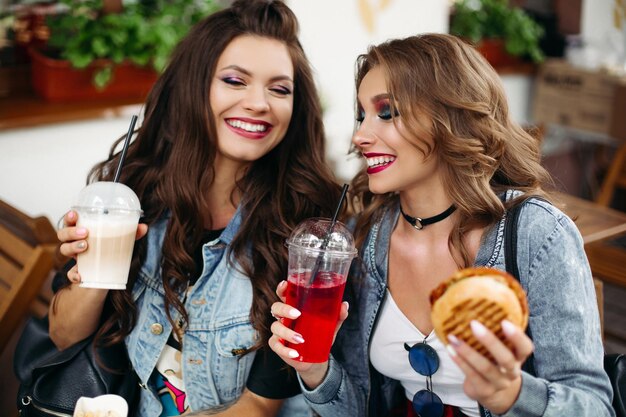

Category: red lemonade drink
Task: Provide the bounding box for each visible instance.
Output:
[284,218,357,363]
[284,271,347,362]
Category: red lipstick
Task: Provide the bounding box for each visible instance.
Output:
[225,118,272,140]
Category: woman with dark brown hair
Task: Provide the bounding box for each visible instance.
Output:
[51,1,340,416]
[269,33,614,417]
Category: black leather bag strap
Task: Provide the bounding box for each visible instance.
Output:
[503,197,538,376]
[605,353,626,417]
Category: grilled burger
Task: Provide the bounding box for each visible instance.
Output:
[430,267,529,359]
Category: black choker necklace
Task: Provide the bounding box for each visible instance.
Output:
[399,204,456,230]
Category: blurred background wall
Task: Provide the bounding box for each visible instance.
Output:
[0,0,622,226]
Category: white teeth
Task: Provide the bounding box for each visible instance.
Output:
[366,156,396,167]
[227,120,267,132]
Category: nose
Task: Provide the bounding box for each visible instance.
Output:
[243,86,270,113]
[352,123,376,149]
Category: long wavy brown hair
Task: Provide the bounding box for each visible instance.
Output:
[351,33,552,267]
[77,0,340,349]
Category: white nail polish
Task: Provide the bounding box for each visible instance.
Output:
[289,308,301,318]
[288,350,300,358]
[448,334,461,347]
[446,344,457,357]
[470,320,487,337]
[501,319,517,335]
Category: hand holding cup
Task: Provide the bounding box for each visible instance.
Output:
[59,182,144,289]
[269,280,350,388]
[57,209,148,285]
[58,210,148,257]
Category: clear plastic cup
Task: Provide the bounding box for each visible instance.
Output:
[73,394,128,417]
[283,218,357,362]
[72,182,142,290]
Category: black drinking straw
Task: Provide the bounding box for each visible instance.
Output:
[296,184,349,312]
[306,183,350,287]
[113,115,138,183]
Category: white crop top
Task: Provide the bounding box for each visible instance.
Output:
[369,290,479,417]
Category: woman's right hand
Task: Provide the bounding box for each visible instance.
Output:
[268,280,349,389]
[56,209,148,284]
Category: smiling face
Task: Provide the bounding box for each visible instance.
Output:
[353,66,442,195]
[210,35,294,172]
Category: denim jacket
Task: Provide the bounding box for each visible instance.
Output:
[300,192,615,417]
[125,207,310,417]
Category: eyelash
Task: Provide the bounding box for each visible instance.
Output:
[222,77,244,86]
[355,105,399,124]
[377,103,399,120]
[356,109,365,124]
[221,77,292,96]
[271,86,292,96]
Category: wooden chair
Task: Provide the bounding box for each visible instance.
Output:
[585,143,626,288]
[0,224,53,354]
[596,143,626,207]
[0,200,61,354]
[0,199,65,317]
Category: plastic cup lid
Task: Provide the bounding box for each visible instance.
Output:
[286,218,357,256]
[72,181,142,212]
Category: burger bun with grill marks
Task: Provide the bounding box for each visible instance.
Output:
[430,267,529,360]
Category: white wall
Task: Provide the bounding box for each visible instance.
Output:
[579,0,624,69]
[288,0,450,181]
[0,109,140,225]
[581,0,619,44]
[13,0,619,224]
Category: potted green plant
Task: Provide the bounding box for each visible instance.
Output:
[30,0,220,101]
[449,0,545,68]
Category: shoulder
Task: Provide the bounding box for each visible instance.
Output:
[514,196,580,243]
[512,196,587,281]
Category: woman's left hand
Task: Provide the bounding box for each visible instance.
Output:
[446,319,534,414]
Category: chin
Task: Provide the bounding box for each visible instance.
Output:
[367,178,395,195]
[367,183,386,195]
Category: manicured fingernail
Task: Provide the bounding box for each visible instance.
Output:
[77,241,86,249]
[67,211,75,220]
[471,320,487,337]
[288,308,301,318]
[288,349,300,358]
[448,334,461,347]
[501,320,517,336]
[344,301,350,311]
[292,334,305,344]
[446,344,457,357]
[76,228,87,236]
[278,280,287,289]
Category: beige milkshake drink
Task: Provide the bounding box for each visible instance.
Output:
[73,182,142,290]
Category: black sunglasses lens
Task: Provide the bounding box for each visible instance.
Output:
[412,389,444,417]
[407,343,440,376]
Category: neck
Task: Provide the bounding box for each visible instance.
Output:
[398,190,456,232]
[399,203,456,231]
[399,188,453,219]
[205,160,246,229]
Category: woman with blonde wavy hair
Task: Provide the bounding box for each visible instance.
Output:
[269,33,614,417]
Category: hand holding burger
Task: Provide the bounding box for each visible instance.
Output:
[430,267,529,361]
[430,267,534,414]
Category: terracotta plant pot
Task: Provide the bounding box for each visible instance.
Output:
[476,38,525,69]
[29,47,158,102]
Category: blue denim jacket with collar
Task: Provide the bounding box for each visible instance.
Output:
[300,192,614,417]
[125,207,310,417]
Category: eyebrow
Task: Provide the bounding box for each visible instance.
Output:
[356,93,390,109]
[219,64,294,83]
[371,93,390,103]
